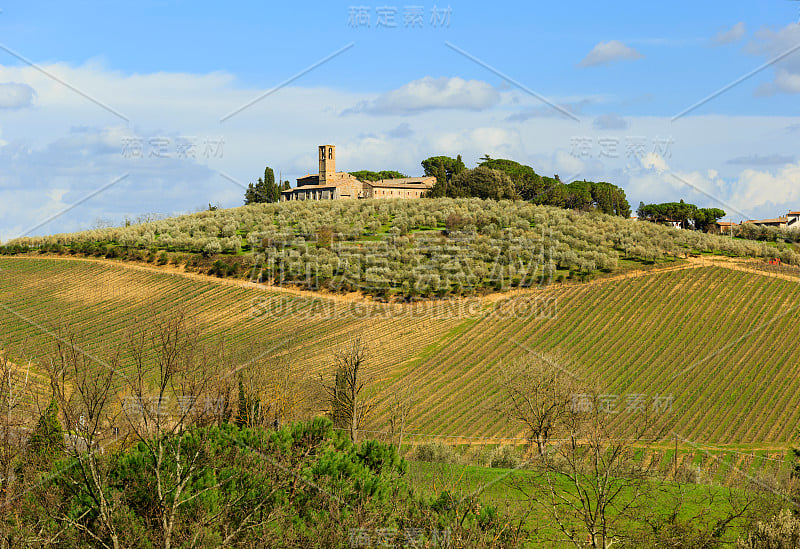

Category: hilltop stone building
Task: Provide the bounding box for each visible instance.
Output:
[280,145,435,201]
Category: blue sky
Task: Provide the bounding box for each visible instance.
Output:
[1,0,800,240]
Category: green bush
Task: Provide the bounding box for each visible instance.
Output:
[414,441,458,463]
[489,445,520,469]
[4,418,516,547]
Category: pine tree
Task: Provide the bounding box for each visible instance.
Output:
[27,398,64,465]
[236,379,248,427]
[235,379,260,428]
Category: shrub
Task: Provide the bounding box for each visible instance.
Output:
[414,442,458,464]
[737,509,800,548]
[489,445,520,469]
[203,239,222,256]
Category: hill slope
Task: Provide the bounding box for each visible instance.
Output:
[2,255,799,453]
[5,199,799,298]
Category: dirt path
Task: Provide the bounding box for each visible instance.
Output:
[685,255,800,282]
[2,253,795,312]
[0,254,371,303]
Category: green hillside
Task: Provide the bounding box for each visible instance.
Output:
[5,199,798,299]
[2,254,798,453]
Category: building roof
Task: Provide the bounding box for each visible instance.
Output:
[281,184,338,193]
[744,217,787,224]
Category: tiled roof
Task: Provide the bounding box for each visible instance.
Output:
[745,217,787,224]
[282,184,339,192]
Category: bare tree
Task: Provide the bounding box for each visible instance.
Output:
[122,307,221,549]
[47,328,123,549]
[388,380,414,453]
[236,338,308,430]
[42,308,284,549]
[0,347,31,506]
[497,353,579,457]
[511,389,670,548]
[638,480,771,547]
[320,337,376,444]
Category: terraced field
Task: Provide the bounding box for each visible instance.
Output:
[0,257,468,399]
[393,264,800,445]
[2,255,799,466]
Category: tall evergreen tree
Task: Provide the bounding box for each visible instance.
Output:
[27,398,64,465]
[235,379,260,428]
[422,155,467,197]
[244,166,280,204]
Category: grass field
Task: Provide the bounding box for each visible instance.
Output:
[407,459,762,546]
[1,255,799,465]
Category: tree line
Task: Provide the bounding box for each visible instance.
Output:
[242,156,632,218]
[420,155,632,217]
[637,199,726,231]
[240,157,738,233]
[243,167,290,205]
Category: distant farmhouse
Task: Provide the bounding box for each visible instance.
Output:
[713,211,800,232]
[281,145,435,201]
[743,211,800,229]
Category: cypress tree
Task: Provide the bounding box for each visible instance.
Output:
[27,398,64,465]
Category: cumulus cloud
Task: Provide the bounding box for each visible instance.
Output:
[592,113,629,130]
[731,163,800,215]
[748,24,800,95]
[0,82,35,109]
[1,58,799,240]
[579,40,643,67]
[641,152,669,173]
[756,68,800,96]
[0,126,221,242]
[625,150,800,221]
[341,76,500,115]
[712,22,746,46]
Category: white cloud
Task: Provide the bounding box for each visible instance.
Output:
[341,76,500,115]
[712,22,746,46]
[579,40,643,67]
[756,68,800,96]
[0,82,35,109]
[431,127,522,165]
[641,152,669,173]
[552,150,584,178]
[731,163,800,214]
[748,24,800,95]
[0,59,799,240]
[625,151,800,221]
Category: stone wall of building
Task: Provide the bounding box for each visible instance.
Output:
[280,146,436,201]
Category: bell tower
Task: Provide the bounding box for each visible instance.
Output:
[318,145,335,185]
